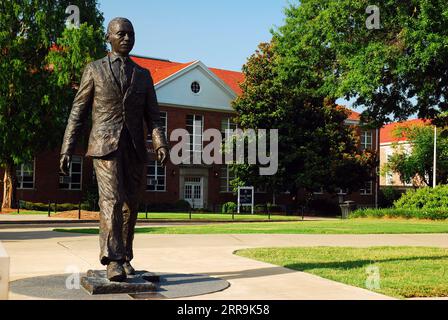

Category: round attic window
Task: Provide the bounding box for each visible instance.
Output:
[191,81,201,94]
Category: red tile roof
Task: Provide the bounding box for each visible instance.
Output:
[131,55,244,95]
[380,119,430,144]
[347,110,361,121]
[209,67,245,95]
[130,56,363,121]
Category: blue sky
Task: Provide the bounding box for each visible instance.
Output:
[97,0,290,71]
[96,1,365,112]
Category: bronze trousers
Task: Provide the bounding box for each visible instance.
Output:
[93,127,144,266]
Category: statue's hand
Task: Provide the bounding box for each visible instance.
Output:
[60,154,72,176]
[157,147,169,166]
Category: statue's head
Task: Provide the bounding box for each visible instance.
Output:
[106,17,135,56]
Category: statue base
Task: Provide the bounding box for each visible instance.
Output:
[81,270,160,295]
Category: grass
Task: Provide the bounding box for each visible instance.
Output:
[235,247,448,299]
[7,211,48,215]
[5,211,300,221]
[54,218,448,235]
[136,212,300,221]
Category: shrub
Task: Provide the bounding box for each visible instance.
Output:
[221,202,237,214]
[254,204,268,214]
[20,201,89,212]
[174,200,191,211]
[267,203,285,213]
[378,187,403,208]
[394,185,448,210]
[308,198,341,216]
[350,208,448,220]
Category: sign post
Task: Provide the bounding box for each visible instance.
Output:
[238,187,255,215]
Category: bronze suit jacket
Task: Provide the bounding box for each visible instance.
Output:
[60,55,168,161]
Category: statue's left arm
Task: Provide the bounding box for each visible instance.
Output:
[144,71,169,161]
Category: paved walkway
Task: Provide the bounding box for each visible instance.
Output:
[1,227,448,300]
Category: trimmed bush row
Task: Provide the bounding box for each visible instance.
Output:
[394,185,448,210]
[350,208,448,220]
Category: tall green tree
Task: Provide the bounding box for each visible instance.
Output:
[0,0,106,209]
[232,42,376,203]
[276,0,448,126]
[382,125,448,187]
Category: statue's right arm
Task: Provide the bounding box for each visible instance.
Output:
[60,63,95,156]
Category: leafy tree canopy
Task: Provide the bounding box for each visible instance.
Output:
[275,0,448,127]
[0,0,106,208]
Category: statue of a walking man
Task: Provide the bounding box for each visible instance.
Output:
[60,18,169,282]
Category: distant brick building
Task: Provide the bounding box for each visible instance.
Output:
[1,55,379,210]
[379,119,430,189]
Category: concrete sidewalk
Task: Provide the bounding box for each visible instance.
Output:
[1,228,448,300]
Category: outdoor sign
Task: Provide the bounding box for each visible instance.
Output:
[238,186,255,214]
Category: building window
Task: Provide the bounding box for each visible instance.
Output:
[17,160,35,190]
[336,188,349,195]
[59,156,82,190]
[147,111,168,144]
[361,130,373,150]
[385,150,394,185]
[221,118,237,138]
[220,166,234,193]
[146,161,166,192]
[186,115,203,160]
[191,81,201,94]
[360,181,373,196]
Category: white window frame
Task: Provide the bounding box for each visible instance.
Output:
[186,114,204,159]
[361,130,373,150]
[59,155,83,191]
[17,160,35,190]
[146,160,167,192]
[360,181,373,196]
[220,165,234,193]
[336,187,349,195]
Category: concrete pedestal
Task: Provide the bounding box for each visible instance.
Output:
[0,242,10,300]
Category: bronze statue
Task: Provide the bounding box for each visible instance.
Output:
[60,18,169,282]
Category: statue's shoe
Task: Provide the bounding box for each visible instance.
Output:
[107,261,127,282]
[123,262,136,275]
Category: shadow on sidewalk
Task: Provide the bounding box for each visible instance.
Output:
[0,229,96,241]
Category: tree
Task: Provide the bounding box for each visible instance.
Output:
[275,0,448,127]
[381,125,448,187]
[232,41,376,205]
[0,1,106,209]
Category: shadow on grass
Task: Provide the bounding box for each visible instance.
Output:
[283,255,448,272]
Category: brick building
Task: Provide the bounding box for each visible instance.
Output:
[1,55,379,210]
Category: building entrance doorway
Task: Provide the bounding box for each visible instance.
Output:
[184,177,203,209]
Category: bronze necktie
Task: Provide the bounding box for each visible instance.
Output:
[119,57,130,94]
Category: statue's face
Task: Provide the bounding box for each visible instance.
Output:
[108,21,135,56]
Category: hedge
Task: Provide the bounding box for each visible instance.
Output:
[394,185,448,210]
[350,208,448,220]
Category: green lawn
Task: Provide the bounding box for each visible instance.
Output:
[7,211,299,221]
[235,247,448,299]
[9,211,49,215]
[136,213,300,221]
[54,218,448,235]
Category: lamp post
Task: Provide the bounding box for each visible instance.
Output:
[433,125,437,188]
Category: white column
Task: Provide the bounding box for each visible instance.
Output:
[0,242,10,300]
